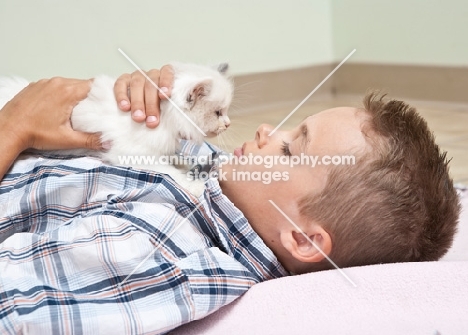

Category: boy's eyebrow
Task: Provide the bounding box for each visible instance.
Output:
[300,123,309,152]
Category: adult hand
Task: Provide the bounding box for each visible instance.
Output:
[0,77,102,181]
[113,65,174,128]
[0,77,102,152]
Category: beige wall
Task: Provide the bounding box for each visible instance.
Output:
[332,0,468,66]
[0,0,333,79]
[1,0,466,81]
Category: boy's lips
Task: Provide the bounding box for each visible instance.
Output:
[234,143,245,157]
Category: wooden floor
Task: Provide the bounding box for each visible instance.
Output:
[207,95,468,185]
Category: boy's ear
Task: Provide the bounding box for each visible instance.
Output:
[280,226,332,263]
[187,78,212,108]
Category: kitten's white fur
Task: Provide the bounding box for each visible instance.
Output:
[0,63,233,196]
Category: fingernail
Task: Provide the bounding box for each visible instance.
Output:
[147,116,158,123]
[161,87,168,93]
[133,110,145,118]
[101,140,112,150]
[120,100,129,107]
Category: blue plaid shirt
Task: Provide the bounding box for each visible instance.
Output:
[0,141,287,334]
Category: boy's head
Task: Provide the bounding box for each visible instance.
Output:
[220,93,460,274]
[298,92,460,272]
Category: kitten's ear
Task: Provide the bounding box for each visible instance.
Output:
[187,78,212,108]
[217,63,229,75]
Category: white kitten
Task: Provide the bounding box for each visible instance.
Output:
[0,63,233,195]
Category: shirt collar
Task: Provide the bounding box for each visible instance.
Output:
[201,177,289,281]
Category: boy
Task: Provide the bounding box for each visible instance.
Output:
[0,75,459,334]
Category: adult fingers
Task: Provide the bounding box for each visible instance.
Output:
[73,78,93,102]
[56,77,92,101]
[63,131,103,151]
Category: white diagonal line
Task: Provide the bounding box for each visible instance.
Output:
[269,200,357,287]
[118,202,204,287]
[268,49,356,136]
[118,48,207,137]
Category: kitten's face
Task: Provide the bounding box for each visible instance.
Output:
[180,64,233,138]
[191,96,231,137]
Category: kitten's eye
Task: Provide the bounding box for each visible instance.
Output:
[281,140,291,156]
[215,110,221,117]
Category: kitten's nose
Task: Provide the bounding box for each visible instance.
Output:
[224,117,231,128]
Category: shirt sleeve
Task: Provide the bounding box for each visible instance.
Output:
[0,150,264,334]
[0,211,258,334]
[176,247,259,321]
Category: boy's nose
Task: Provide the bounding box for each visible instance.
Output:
[255,124,273,148]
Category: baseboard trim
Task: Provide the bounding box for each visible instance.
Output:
[334,63,468,104]
[232,63,468,111]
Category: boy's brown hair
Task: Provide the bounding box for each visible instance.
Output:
[300,92,460,270]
